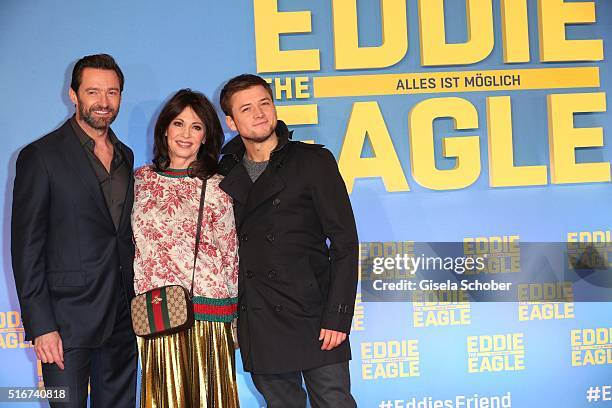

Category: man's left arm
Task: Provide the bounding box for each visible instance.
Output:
[310,148,359,350]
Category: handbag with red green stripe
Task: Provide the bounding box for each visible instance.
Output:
[131,284,195,338]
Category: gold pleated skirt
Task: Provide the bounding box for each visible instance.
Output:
[138,320,240,408]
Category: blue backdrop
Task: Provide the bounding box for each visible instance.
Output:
[1,1,611,407]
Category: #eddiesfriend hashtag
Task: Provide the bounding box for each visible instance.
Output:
[586,386,601,403]
[587,385,612,403]
[379,400,393,408]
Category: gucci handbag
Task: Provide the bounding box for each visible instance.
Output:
[131,179,207,339]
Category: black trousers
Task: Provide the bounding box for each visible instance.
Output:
[251,362,357,408]
[41,293,137,408]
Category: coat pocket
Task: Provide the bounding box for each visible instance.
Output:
[47,271,86,287]
[289,256,324,303]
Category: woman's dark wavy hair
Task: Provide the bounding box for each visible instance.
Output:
[152,89,224,179]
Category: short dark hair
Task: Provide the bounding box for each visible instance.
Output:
[70,54,125,93]
[152,89,224,179]
[219,74,273,117]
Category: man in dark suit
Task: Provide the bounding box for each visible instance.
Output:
[11,54,137,407]
[218,74,359,408]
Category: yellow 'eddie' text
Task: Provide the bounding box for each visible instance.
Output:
[571,328,612,366]
[0,311,32,349]
[412,290,471,328]
[361,340,420,380]
[352,293,364,331]
[567,231,612,269]
[253,1,608,193]
[360,242,416,281]
[254,0,603,72]
[467,333,525,373]
[464,235,521,274]
[518,282,575,321]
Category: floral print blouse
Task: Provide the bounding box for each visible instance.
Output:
[132,166,238,322]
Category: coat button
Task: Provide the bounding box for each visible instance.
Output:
[272,198,281,207]
[246,270,254,278]
[267,270,277,280]
[241,233,248,242]
[266,233,275,242]
[274,304,283,312]
[241,305,247,312]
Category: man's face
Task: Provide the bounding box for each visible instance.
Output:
[225,85,277,143]
[69,68,121,131]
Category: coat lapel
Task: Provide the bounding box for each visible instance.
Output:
[219,122,291,229]
[219,162,253,231]
[58,122,114,228]
[245,166,285,216]
[219,161,251,206]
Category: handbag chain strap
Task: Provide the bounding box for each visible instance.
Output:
[190,178,207,299]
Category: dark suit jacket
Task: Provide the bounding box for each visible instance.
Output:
[219,120,359,374]
[11,120,135,347]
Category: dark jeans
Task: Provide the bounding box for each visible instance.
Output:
[251,361,357,408]
[41,295,137,408]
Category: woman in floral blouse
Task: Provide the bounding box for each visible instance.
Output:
[132,89,239,407]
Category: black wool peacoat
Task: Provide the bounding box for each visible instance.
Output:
[219,120,359,374]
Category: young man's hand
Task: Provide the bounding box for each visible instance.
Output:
[319,328,347,350]
[231,319,239,349]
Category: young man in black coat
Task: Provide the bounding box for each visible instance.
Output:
[218,74,358,407]
[11,54,137,407]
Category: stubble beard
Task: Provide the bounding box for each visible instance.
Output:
[79,102,118,130]
[242,124,276,145]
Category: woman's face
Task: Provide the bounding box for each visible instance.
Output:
[166,106,205,168]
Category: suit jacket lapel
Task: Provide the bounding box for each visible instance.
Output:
[117,144,134,231]
[58,122,114,228]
